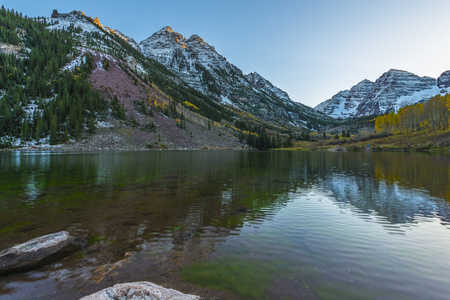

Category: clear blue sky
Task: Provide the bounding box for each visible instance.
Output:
[4,0,450,107]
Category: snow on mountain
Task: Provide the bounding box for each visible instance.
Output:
[46,12,330,128]
[140,26,248,98]
[245,72,291,103]
[47,10,141,52]
[61,47,120,73]
[394,85,448,110]
[314,79,374,118]
[47,10,104,35]
[140,27,330,128]
[315,69,447,118]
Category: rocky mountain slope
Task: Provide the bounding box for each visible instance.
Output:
[49,11,334,132]
[140,26,331,129]
[315,69,450,118]
[0,8,249,150]
[4,7,318,150]
[70,48,243,150]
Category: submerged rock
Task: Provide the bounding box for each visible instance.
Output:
[235,207,250,214]
[0,231,76,274]
[80,281,200,300]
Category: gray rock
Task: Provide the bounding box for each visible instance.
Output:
[51,9,58,18]
[0,231,76,274]
[80,281,200,300]
[437,70,450,88]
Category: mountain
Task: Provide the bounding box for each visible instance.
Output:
[314,79,375,119]
[48,10,141,51]
[2,7,319,150]
[140,26,331,129]
[315,69,450,118]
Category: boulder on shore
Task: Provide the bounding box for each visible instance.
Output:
[80,281,200,300]
[329,146,347,152]
[0,231,76,275]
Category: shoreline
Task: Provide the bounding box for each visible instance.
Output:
[1,148,448,153]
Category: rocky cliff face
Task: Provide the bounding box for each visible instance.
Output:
[314,79,374,118]
[315,69,449,118]
[245,72,291,102]
[140,26,247,97]
[140,27,330,128]
[437,70,450,88]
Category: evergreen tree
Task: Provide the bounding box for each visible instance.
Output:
[49,115,57,145]
[88,115,96,134]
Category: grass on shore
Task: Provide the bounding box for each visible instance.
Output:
[287,129,450,151]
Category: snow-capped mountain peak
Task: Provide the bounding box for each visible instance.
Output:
[315,69,446,118]
[187,34,207,44]
[163,25,173,33]
[139,26,330,127]
[48,9,141,51]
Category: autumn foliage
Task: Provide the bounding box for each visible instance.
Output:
[375,94,450,133]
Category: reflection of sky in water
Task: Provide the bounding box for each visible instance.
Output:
[221,189,232,206]
[200,187,450,300]
[13,152,52,202]
[96,158,112,184]
[24,173,40,202]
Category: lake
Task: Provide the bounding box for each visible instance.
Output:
[0,150,449,299]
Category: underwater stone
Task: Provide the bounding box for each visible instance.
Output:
[0,231,76,274]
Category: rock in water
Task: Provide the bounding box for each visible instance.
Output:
[80,282,200,300]
[0,231,76,274]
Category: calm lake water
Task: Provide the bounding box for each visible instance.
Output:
[0,150,449,299]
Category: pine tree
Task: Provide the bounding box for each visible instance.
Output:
[49,115,57,145]
[35,118,43,141]
[20,119,29,142]
[88,115,96,133]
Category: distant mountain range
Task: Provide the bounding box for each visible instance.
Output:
[49,10,331,129]
[314,69,450,119]
[2,6,449,151]
[31,9,450,123]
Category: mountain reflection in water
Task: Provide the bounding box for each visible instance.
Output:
[0,151,448,299]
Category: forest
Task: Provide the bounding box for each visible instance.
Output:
[0,6,106,147]
[375,94,450,133]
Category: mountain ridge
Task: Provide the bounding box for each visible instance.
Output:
[315,68,449,118]
[2,7,318,150]
[139,26,331,129]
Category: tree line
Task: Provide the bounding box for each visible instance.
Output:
[375,94,450,133]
